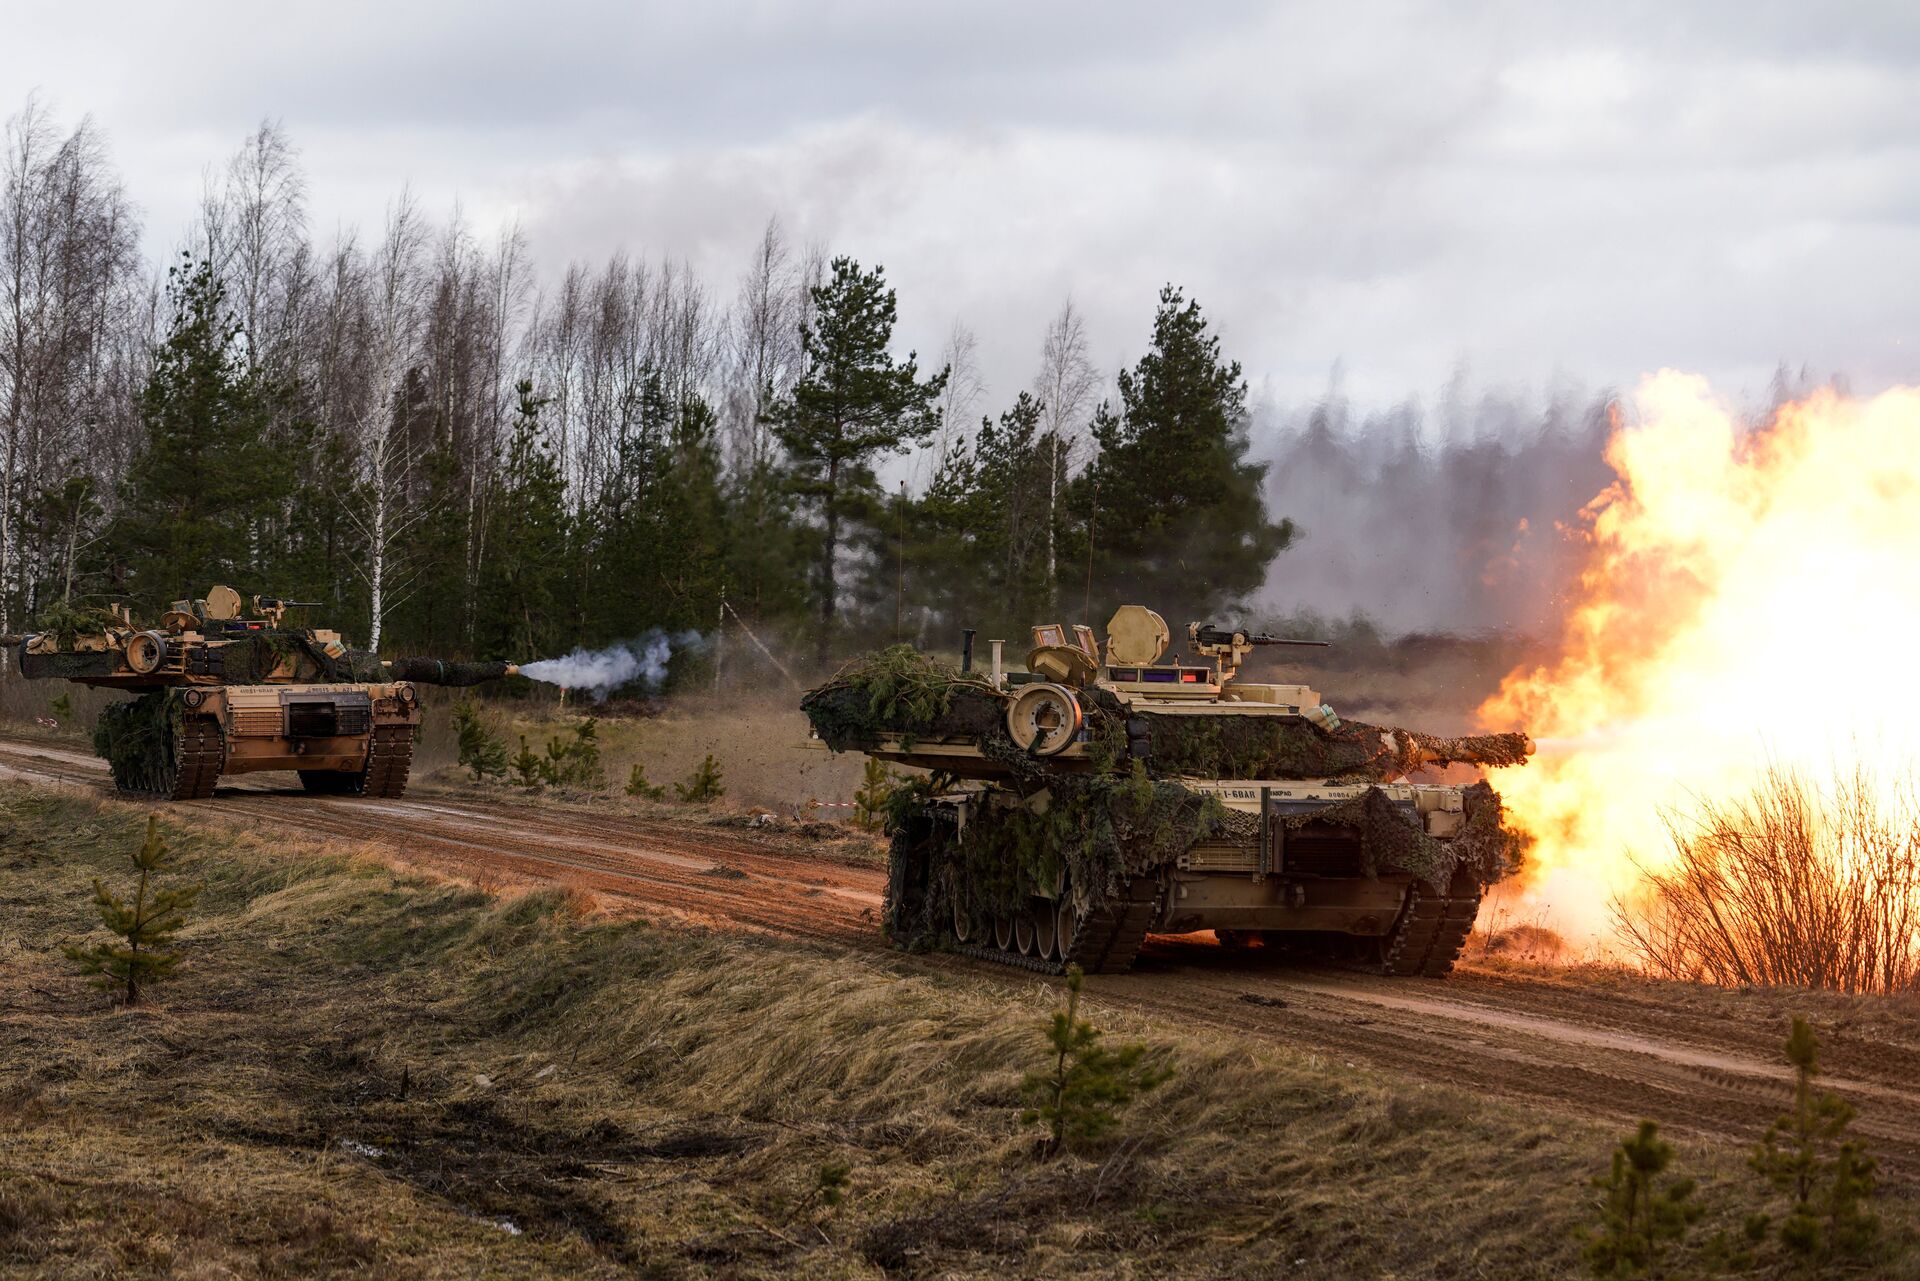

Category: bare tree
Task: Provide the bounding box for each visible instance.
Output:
[342,190,429,650]
[0,96,139,634]
[220,120,307,375]
[724,217,800,477]
[1032,297,1097,604]
[921,318,984,489]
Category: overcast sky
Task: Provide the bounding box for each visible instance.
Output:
[10,0,1920,415]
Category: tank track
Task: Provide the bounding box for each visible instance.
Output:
[361,722,414,798]
[954,878,1162,976]
[1379,882,1481,977]
[111,711,223,801]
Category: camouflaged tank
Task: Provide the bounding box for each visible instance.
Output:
[801,606,1534,977]
[7,586,516,800]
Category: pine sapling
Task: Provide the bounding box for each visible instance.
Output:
[511,735,543,787]
[538,718,606,789]
[451,698,509,781]
[49,691,74,723]
[1021,965,1171,1158]
[625,761,667,800]
[1750,1016,1879,1260]
[64,815,202,1005]
[1584,1119,1700,1276]
[676,754,726,803]
[853,757,895,829]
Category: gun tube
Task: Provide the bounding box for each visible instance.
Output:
[384,657,519,686]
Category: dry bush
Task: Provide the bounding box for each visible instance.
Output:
[1617,766,1920,994]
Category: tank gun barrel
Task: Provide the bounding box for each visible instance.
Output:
[384,657,519,686]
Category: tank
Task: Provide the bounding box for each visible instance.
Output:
[801,606,1534,977]
[6,586,516,800]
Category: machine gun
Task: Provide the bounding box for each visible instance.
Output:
[252,595,320,626]
[1188,622,1328,681]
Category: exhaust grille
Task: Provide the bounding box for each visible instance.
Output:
[1177,840,1258,872]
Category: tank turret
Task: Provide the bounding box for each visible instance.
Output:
[801,606,1534,978]
[12,588,519,800]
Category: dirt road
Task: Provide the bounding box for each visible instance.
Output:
[7,733,1919,1176]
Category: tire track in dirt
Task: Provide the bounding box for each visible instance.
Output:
[7,732,1920,1174]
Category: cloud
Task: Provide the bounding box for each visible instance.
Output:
[8,0,1920,410]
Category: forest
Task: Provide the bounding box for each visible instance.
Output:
[0,102,1289,682]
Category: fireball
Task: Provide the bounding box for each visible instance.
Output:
[1478,371,1920,942]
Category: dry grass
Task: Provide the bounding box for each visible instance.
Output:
[0,781,1804,1281]
[1618,766,1920,994]
[412,686,871,815]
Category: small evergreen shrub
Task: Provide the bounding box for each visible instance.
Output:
[676,754,726,803]
[511,736,543,787]
[625,761,667,800]
[1751,1017,1880,1261]
[64,815,202,1005]
[1021,965,1171,1158]
[1584,1119,1700,1276]
[853,757,895,830]
[451,698,509,780]
[49,691,74,722]
[539,718,605,789]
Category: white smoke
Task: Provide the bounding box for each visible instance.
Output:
[518,629,705,700]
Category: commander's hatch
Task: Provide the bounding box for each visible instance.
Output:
[1096,605,1218,696]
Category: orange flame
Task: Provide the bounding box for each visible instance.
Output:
[1478,370,1920,942]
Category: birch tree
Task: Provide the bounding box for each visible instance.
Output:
[0,98,138,631]
[346,192,428,651]
[1032,298,1097,607]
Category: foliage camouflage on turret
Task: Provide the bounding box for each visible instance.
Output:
[801,645,1000,750]
[1132,712,1531,783]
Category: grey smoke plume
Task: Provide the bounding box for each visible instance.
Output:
[1249,378,1617,635]
[518,629,706,700]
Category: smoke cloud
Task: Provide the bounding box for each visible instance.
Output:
[1249,379,1617,636]
[518,629,706,700]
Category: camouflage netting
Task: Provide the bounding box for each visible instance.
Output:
[885,762,1238,948]
[20,650,118,680]
[1281,780,1529,888]
[92,690,179,780]
[1134,713,1532,783]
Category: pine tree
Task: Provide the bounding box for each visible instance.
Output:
[1751,1017,1879,1260]
[478,381,569,661]
[538,718,605,789]
[450,698,508,780]
[110,255,287,608]
[625,761,667,800]
[1069,286,1292,622]
[675,753,726,803]
[765,257,948,661]
[511,735,543,787]
[852,756,895,830]
[64,816,202,1005]
[1020,965,1171,1158]
[1584,1119,1700,1276]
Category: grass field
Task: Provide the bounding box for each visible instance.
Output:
[4,783,1912,1279]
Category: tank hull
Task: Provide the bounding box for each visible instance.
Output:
[94,683,421,800]
[886,781,1485,977]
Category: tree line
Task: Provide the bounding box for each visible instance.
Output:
[2,102,1290,681]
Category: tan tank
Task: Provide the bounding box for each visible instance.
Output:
[801,606,1534,977]
[7,586,516,800]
